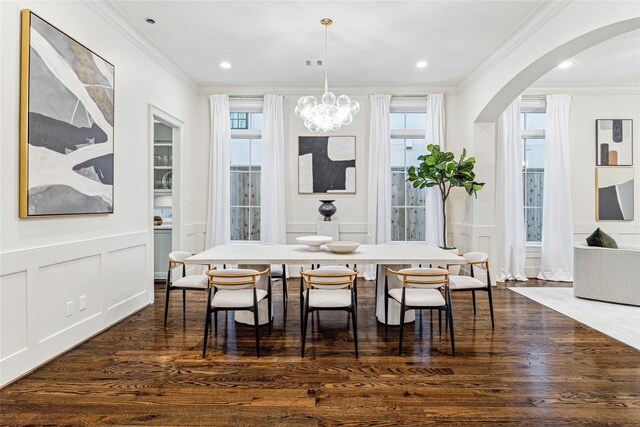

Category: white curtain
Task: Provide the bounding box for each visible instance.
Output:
[260,94,286,244]
[495,97,527,282]
[205,95,231,249]
[424,93,445,247]
[538,94,573,281]
[364,94,392,281]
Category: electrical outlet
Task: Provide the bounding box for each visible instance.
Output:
[79,295,87,311]
[66,301,74,317]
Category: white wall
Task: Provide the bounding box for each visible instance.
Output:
[524,91,640,276]
[0,1,202,385]
[189,91,461,253]
[451,2,640,274]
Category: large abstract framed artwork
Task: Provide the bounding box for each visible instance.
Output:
[596,119,633,166]
[19,10,114,217]
[596,167,634,221]
[298,136,356,194]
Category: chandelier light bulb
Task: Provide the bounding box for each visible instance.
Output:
[296,18,359,133]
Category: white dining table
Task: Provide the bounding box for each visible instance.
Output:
[187,243,466,325]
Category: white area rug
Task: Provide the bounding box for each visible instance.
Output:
[509,287,640,350]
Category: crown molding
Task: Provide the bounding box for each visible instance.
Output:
[525,85,640,95]
[197,84,461,96]
[83,0,198,92]
[459,0,572,89]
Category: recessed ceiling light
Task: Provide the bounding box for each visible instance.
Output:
[145,17,156,24]
[557,61,574,69]
[220,62,232,69]
[416,60,428,68]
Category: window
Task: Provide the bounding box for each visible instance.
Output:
[230,111,263,241]
[230,112,248,130]
[390,111,427,241]
[520,103,546,243]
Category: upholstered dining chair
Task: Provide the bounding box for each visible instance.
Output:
[299,266,359,357]
[384,267,455,356]
[447,252,494,328]
[164,251,209,326]
[203,267,272,358]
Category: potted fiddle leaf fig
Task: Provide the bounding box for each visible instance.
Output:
[407,144,484,249]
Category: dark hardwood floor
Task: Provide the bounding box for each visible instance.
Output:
[2,279,639,426]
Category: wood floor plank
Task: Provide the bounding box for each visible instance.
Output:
[1,279,639,426]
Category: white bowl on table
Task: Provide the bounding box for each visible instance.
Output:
[326,241,360,254]
[296,235,333,251]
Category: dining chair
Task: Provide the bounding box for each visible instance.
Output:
[447,252,494,328]
[384,267,454,356]
[203,267,271,358]
[299,266,359,357]
[164,251,209,326]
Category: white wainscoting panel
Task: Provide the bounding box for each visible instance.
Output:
[0,231,151,386]
[105,245,148,320]
[38,255,101,343]
[0,271,28,361]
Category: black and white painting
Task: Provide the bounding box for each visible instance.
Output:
[20,10,114,217]
[298,136,356,193]
[596,119,633,166]
[596,167,634,221]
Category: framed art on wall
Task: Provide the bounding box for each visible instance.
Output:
[19,9,114,217]
[596,167,634,221]
[596,119,633,166]
[298,136,356,194]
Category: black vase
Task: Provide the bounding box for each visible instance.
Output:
[318,200,337,221]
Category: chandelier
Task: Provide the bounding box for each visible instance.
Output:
[295,18,360,133]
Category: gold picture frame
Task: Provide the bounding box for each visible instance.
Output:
[19,9,115,217]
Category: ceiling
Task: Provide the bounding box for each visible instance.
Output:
[535,29,640,87]
[111,1,640,88]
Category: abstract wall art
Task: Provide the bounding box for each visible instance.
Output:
[596,119,633,166]
[298,136,356,194]
[20,10,114,217]
[596,167,634,221]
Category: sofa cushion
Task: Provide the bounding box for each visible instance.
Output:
[586,228,618,249]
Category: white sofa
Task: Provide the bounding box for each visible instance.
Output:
[573,243,640,306]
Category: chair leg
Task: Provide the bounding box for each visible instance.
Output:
[202,309,211,358]
[487,287,495,329]
[438,309,442,336]
[163,284,171,327]
[384,293,389,333]
[351,307,358,358]
[299,277,304,336]
[448,307,456,357]
[253,308,261,358]
[472,290,476,315]
[268,292,273,335]
[398,303,406,356]
[281,264,288,311]
[384,275,389,333]
[214,310,218,334]
[182,289,186,320]
[447,291,456,357]
[301,305,309,357]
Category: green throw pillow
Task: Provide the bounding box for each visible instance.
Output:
[586,228,618,248]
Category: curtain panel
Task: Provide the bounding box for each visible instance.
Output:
[538,94,573,281]
[424,93,445,247]
[364,94,392,281]
[205,94,231,249]
[495,97,527,282]
[260,94,286,244]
